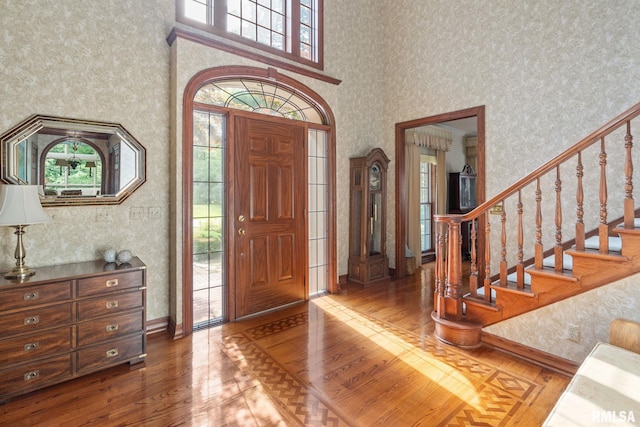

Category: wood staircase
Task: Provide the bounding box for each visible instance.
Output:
[431,102,640,349]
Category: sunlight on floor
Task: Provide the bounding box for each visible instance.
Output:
[312,297,484,412]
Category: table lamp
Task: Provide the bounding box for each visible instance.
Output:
[0,185,51,279]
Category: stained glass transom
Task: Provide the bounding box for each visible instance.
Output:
[194,78,326,124]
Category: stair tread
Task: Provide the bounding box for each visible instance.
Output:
[565,247,629,262]
[462,296,500,311]
[490,281,536,297]
[525,266,579,281]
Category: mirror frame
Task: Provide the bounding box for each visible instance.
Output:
[0,115,146,206]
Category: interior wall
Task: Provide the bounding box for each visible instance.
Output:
[0,1,175,321]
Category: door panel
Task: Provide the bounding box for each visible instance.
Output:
[235,116,306,318]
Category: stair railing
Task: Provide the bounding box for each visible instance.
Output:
[433,102,640,327]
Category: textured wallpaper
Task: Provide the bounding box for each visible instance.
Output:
[0,1,176,321]
[2,0,640,360]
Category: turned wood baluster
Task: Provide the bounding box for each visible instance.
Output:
[624,121,635,229]
[554,166,563,272]
[500,201,507,285]
[575,152,585,251]
[444,219,463,320]
[469,219,478,298]
[516,190,525,287]
[483,219,492,294]
[434,222,445,314]
[535,178,543,268]
[599,137,609,253]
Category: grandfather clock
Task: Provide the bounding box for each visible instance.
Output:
[348,148,390,285]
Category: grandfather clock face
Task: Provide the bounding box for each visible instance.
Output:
[369,164,381,191]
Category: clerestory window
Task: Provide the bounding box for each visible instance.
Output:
[178,0,323,69]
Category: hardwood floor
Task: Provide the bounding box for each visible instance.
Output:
[0,267,569,426]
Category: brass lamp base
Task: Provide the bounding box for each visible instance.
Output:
[4,224,37,280]
[4,265,36,279]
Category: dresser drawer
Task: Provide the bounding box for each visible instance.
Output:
[0,282,72,312]
[0,326,73,369]
[77,311,143,347]
[0,354,72,397]
[78,270,144,297]
[76,334,145,374]
[77,290,143,321]
[0,303,73,338]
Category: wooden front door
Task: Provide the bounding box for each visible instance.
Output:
[234,116,306,318]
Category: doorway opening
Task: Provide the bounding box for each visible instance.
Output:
[182,66,337,334]
[395,106,485,278]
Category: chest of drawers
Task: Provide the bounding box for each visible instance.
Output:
[0,257,146,401]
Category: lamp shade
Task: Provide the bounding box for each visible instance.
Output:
[0,185,50,226]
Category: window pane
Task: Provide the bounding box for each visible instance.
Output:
[228,0,241,15]
[272,30,284,50]
[272,11,284,33]
[271,0,284,13]
[241,20,256,39]
[257,26,271,45]
[184,0,208,23]
[300,25,310,44]
[242,0,256,22]
[227,14,241,35]
[257,4,270,27]
[300,5,310,25]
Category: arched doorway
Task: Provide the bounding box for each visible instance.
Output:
[181,66,337,333]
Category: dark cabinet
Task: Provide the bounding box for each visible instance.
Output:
[448,172,477,213]
[449,171,477,259]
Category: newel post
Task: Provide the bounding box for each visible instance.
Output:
[432,215,482,349]
[444,218,464,320]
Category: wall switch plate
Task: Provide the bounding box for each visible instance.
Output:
[148,207,161,219]
[130,207,146,220]
[96,208,112,221]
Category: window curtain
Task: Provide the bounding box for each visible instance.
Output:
[406,127,452,267]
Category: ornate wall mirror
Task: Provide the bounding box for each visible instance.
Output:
[0,115,146,206]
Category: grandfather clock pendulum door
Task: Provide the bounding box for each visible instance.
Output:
[348,148,390,285]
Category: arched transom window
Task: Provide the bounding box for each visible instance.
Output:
[194,78,326,124]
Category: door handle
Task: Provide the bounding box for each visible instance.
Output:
[238,214,245,222]
[237,228,246,236]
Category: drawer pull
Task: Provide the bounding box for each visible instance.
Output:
[24,370,40,381]
[106,348,119,358]
[24,315,40,325]
[24,342,40,352]
[106,279,119,288]
[23,291,39,301]
[106,300,119,309]
[106,324,119,332]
